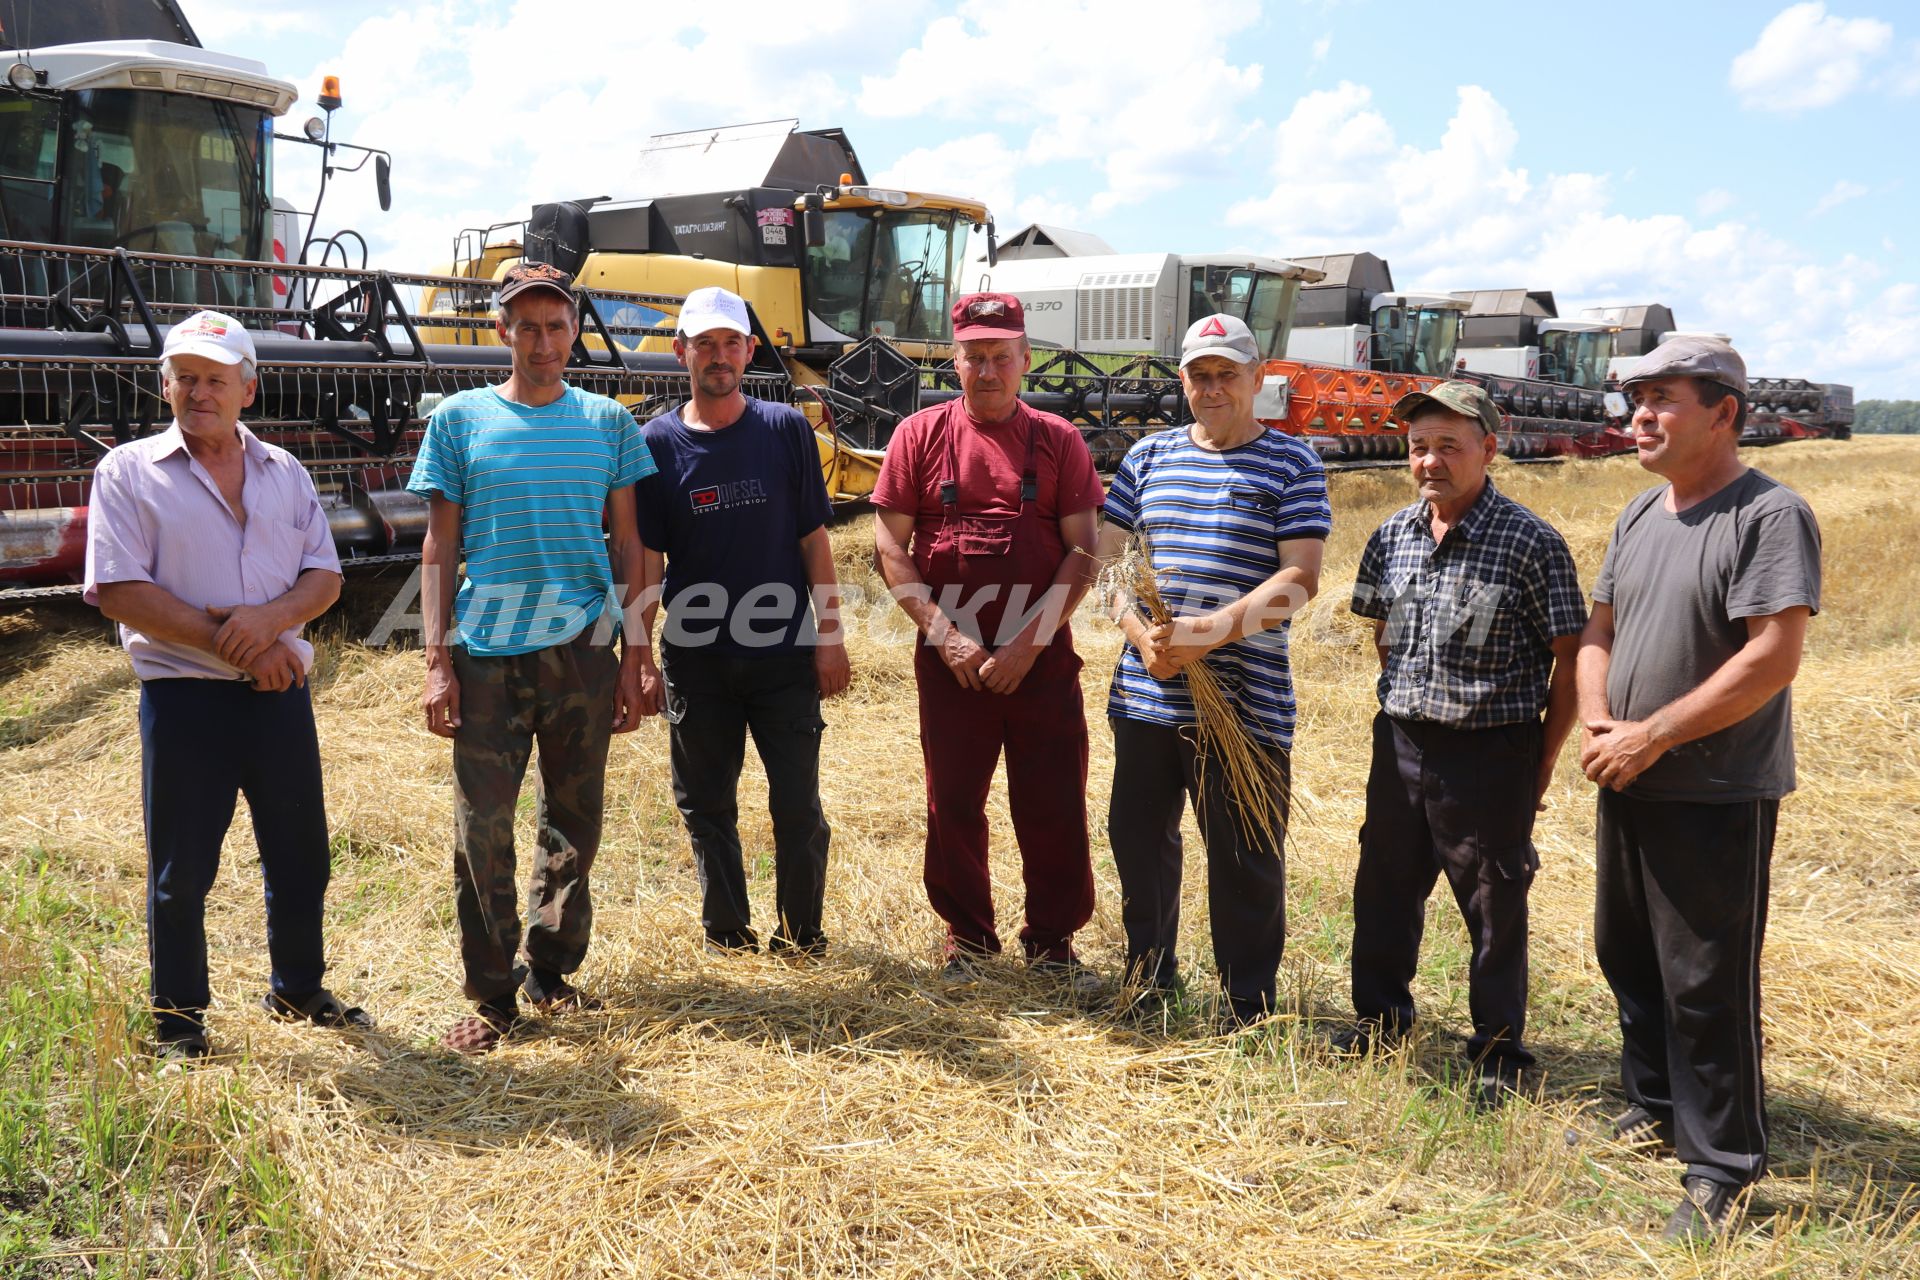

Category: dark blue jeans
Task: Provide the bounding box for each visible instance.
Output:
[140,678,332,1039]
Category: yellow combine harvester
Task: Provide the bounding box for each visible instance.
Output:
[418,120,994,501]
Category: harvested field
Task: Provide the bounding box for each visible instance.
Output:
[3,437,1917,1277]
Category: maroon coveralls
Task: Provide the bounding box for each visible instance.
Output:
[896,406,1097,960]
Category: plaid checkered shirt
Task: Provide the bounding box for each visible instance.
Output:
[1351,479,1587,729]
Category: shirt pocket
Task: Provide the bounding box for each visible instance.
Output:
[247,516,311,600]
[1224,485,1280,532]
[1439,574,1521,676]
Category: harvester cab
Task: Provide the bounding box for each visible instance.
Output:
[1282,253,1465,377]
[1454,289,1619,389]
[435,120,993,364]
[968,237,1322,361]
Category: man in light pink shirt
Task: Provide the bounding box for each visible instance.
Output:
[84,310,369,1064]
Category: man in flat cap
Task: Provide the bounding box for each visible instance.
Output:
[1577,336,1821,1240]
[1336,381,1585,1102]
[410,261,658,1052]
[873,292,1105,988]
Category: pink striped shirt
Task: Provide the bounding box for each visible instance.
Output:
[83,422,342,681]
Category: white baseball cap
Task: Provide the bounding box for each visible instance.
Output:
[675,286,751,338]
[1179,312,1260,369]
[162,310,258,367]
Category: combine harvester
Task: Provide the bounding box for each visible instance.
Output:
[418,119,996,498]
[1586,305,1853,446]
[0,1,751,597]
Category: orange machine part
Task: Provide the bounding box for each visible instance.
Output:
[1255,358,1440,440]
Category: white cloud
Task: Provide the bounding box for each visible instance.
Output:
[1729,4,1894,111]
[1889,40,1920,95]
[271,0,930,274]
[1310,35,1333,69]
[1810,179,1870,217]
[858,0,1265,217]
[1697,188,1736,217]
[1227,82,1918,394]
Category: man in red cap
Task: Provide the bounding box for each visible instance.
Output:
[873,293,1105,988]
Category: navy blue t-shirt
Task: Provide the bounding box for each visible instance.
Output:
[637,398,831,656]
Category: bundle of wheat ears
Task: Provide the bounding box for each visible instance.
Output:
[1102,537,1291,852]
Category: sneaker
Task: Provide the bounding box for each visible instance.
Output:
[1663,1175,1739,1243]
[1030,956,1105,1000]
[1612,1104,1677,1150]
[153,1033,210,1069]
[768,934,829,962]
[940,950,985,984]
[1471,1063,1525,1112]
[1219,995,1271,1032]
[1327,1022,1403,1059]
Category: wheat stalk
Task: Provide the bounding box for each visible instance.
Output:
[1101,537,1291,854]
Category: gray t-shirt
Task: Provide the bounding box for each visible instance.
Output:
[1592,468,1821,802]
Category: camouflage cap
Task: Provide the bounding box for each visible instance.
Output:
[496,260,576,310]
[1621,334,1747,396]
[1390,380,1502,435]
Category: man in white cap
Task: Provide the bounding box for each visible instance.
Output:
[1093,312,1329,1027]
[409,261,658,1053]
[634,287,848,956]
[84,309,367,1064]
[1577,335,1821,1240]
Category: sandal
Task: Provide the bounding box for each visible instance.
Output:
[260,988,374,1030]
[522,970,602,1014]
[441,1003,520,1054]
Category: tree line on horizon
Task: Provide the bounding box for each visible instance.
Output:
[1854,400,1920,434]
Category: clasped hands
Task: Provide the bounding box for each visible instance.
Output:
[1134,612,1230,681]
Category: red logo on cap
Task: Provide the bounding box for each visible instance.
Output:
[1199,316,1229,338]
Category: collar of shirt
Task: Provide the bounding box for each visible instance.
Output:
[1411,476,1504,548]
[149,420,270,464]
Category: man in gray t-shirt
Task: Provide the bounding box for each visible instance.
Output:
[1576,335,1821,1242]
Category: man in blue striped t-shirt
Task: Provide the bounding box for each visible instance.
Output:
[408,261,658,1053]
[1094,313,1330,1027]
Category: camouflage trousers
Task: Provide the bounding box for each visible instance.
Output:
[450,629,617,1003]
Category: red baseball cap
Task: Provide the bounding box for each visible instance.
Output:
[951,292,1026,341]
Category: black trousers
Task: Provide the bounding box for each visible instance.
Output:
[662,644,830,950]
[1596,789,1776,1188]
[1351,713,1540,1068]
[140,678,332,1040]
[1107,716,1289,1019]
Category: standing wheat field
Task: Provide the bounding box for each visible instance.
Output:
[3,437,1916,1278]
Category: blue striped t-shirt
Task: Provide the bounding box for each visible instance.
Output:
[1103,427,1333,747]
[407,384,656,656]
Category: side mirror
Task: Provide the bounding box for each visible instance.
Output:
[1380,306,1403,330]
[985,219,998,268]
[803,205,825,248]
[1603,391,1630,419]
[375,155,392,212]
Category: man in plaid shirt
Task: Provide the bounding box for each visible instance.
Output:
[1335,382,1586,1104]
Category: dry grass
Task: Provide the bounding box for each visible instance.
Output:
[3,437,1919,1276]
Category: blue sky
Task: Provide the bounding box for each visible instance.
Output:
[186,0,1920,396]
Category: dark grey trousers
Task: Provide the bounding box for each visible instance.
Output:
[1596,789,1776,1188]
[1350,712,1541,1068]
[1107,715,1290,1021]
[662,643,830,951]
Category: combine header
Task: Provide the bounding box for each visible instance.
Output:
[0,13,748,595]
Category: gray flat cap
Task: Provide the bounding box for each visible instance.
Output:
[1622,335,1747,396]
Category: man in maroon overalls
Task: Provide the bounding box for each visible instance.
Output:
[873,293,1105,987]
